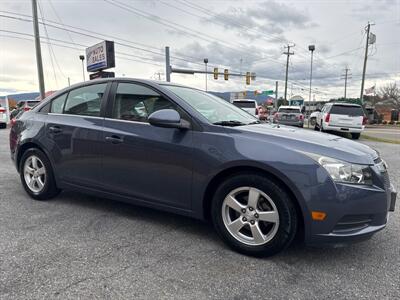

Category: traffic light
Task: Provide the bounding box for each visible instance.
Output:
[213,68,218,80]
[246,72,251,85]
[224,69,229,80]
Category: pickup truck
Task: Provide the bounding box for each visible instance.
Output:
[314,103,367,139]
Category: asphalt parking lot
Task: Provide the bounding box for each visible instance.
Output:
[0,127,399,299]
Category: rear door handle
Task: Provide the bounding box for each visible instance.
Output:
[49,126,62,134]
[105,135,123,144]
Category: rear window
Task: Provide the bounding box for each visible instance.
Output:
[330,105,364,116]
[233,101,256,108]
[278,108,300,113]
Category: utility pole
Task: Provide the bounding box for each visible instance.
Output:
[360,22,375,104]
[275,81,278,110]
[341,67,351,99]
[31,0,45,100]
[283,44,294,102]
[165,46,171,82]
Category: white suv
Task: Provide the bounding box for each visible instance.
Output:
[315,103,366,139]
[232,99,258,117]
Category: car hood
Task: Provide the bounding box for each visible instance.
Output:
[234,123,378,165]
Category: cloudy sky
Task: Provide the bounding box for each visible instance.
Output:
[0,0,399,100]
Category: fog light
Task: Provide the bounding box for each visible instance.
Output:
[311,211,326,221]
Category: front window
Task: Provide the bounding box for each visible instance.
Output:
[162,85,258,126]
[112,83,177,123]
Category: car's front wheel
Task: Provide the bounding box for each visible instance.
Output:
[211,173,298,257]
[20,148,60,200]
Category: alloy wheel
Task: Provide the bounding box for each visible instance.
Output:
[23,155,47,193]
[222,187,280,246]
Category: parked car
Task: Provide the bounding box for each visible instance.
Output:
[10,79,396,257]
[274,106,304,127]
[0,106,7,128]
[17,100,41,111]
[314,103,367,139]
[232,99,258,117]
[309,110,320,126]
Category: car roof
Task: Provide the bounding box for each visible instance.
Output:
[329,102,361,107]
[279,106,301,109]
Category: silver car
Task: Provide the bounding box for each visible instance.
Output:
[274,106,304,127]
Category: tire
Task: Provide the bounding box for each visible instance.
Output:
[19,148,60,200]
[0,123,6,129]
[310,117,316,126]
[211,173,298,257]
[314,122,319,131]
[351,133,360,140]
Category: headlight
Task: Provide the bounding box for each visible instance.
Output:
[305,153,373,185]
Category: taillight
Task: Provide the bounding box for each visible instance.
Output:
[325,113,330,123]
[10,118,17,127]
[362,116,367,125]
[255,108,259,115]
[274,113,279,119]
[24,107,30,111]
[299,115,304,121]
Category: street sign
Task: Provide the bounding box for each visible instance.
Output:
[264,90,274,95]
[86,41,115,72]
[89,71,115,80]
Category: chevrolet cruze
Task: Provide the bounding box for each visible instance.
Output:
[9,78,397,256]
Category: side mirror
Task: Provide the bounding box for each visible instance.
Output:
[148,109,190,129]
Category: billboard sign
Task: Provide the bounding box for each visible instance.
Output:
[86,41,115,72]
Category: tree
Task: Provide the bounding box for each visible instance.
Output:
[379,82,400,110]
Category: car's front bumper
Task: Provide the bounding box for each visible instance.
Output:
[305,177,396,246]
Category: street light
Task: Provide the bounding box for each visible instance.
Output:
[79,55,85,82]
[308,45,315,128]
[204,58,208,91]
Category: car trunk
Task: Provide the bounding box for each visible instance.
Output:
[329,105,364,128]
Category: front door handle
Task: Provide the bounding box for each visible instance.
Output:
[49,126,62,134]
[105,135,123,144]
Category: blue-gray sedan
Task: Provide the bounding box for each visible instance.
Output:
[9,78,396,256]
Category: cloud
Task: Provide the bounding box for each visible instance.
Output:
[207,0,315,42]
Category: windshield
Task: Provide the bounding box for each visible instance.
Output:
[330,105,364,116]
[163,85,258,125]
[278,108,300,113]
[233,101,256,108]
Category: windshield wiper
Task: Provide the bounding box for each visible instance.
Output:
[213,120,247,126]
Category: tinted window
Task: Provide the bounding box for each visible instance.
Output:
[278,108,301,113]
[233,101,256,108]
[113,83,176,122]
[330,105,364,116]
[50,93,67,113]
[64,84,107,116]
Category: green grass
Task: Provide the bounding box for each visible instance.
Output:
[360,134,400,144]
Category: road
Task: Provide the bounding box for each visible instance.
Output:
[0,128,399,299]
[363,126,400,142]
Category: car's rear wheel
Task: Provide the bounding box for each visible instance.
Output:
[211,173,298,257]
[351,133,360,139]
[20,148,60,200]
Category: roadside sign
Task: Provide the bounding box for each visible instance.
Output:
[89,71,115,80]
[86,41,115,72]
